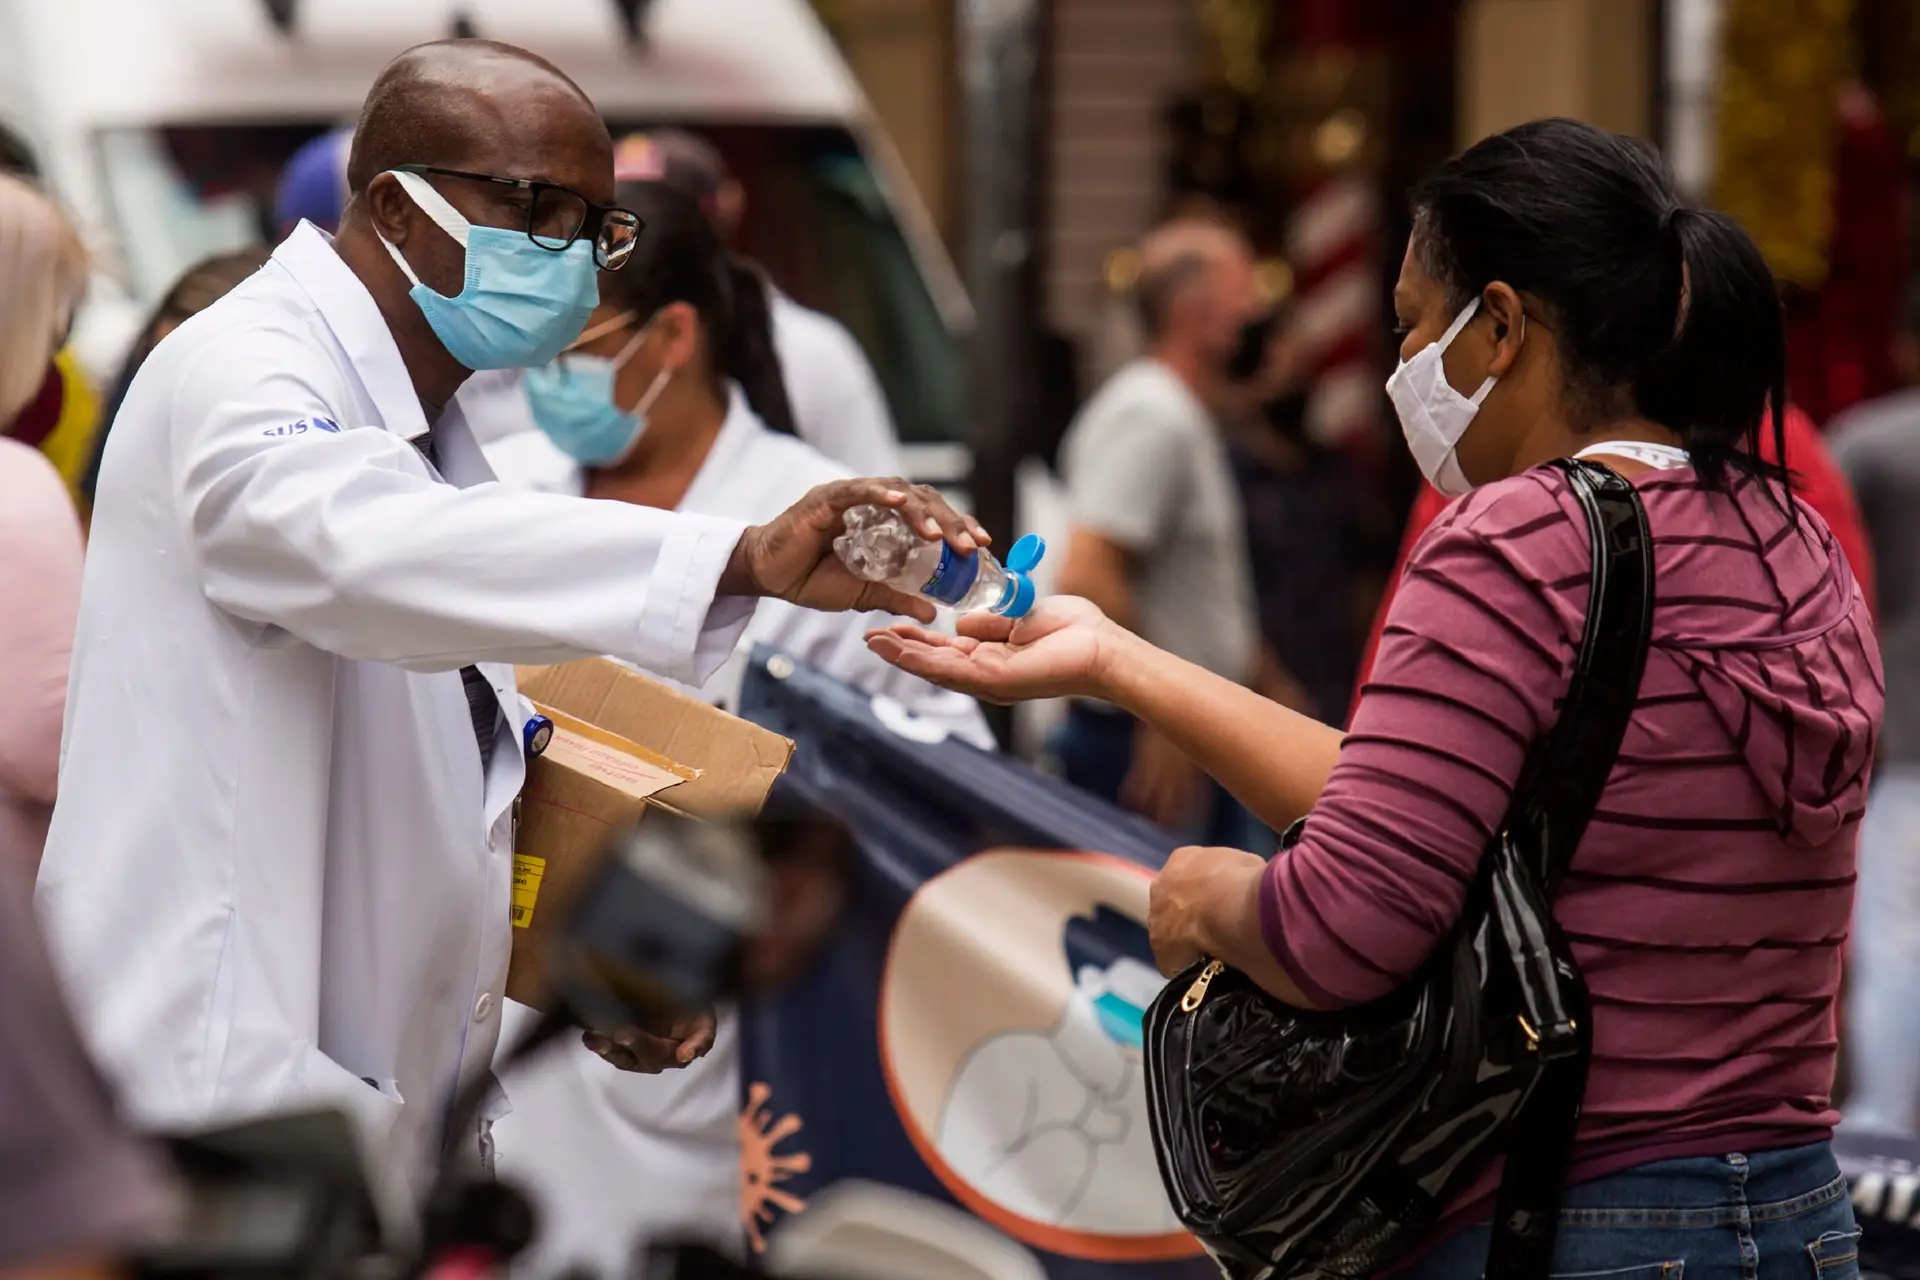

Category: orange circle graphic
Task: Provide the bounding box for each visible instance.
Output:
[876,849,1201,1262]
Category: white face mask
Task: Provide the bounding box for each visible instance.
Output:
[1386,297,1508,498]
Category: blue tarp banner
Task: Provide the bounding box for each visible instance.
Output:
[735,648,1218,1279]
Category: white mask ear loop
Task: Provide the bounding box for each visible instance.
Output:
[1434,296,1482,353]
[378,170,474,289]
[608,324,650,373]
[387,170,472,246]
[631,363,673,418]
[1467,310,1521,407]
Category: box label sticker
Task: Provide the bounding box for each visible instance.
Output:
[567,734,680,791]
[512,853,546,928]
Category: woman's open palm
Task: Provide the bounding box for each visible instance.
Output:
[864,596,1123,705]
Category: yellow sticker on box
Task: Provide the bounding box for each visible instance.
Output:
[512,853,546,928]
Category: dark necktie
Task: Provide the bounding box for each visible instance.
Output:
[414,430,502,777]
[461,665,501,776]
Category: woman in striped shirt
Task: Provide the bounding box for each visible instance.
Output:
[871,118,1882,1279]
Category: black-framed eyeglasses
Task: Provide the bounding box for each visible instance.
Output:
[395,164,643,270]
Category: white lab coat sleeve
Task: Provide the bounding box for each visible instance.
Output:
[170,329,754,685]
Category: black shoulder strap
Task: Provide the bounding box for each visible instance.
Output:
[1484,458,1654,1280]
[1514,459,1655,892]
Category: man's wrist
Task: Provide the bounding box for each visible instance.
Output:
[718,527,762,597]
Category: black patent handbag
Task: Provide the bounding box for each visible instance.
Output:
[1142,460,1654,1280]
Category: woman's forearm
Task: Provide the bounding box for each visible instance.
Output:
[1100,632,1345,833]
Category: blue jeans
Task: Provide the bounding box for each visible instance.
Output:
[1846,767,1920,1136]
[1402,1144,1859,1280]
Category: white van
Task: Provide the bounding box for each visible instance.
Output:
[0,0,973,482]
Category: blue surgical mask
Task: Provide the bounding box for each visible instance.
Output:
[524,326,670,467]
[380,169,600,371]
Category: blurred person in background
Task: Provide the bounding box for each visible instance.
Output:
[273,126,353,239]
[485,177,987,1278]
[1350,398,1876,719]
[0,177,89,866]
[0,850,178,1278]
[610,129,901,478]
[0,435,82,878]
[81,246,272,506]
[0,122,35,178]
[1053,217,1298,842]
[1830,278,1920,1137]
[1228,306,1375,727]
[0,170,102,516]
[876,117,1881,1280]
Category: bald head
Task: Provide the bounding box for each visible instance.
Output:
[1133,218,1256,343]
[347,39,606,196]
[332,40,620,410]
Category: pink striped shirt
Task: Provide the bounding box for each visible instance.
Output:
[1260,463,1882,1213]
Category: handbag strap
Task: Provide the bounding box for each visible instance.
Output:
[1484,458,1654,1280]
[1510,458,1656,893]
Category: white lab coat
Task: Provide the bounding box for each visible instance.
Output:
[768,291,902,479]
[35,223,756,1210]
[481,396,988,1277]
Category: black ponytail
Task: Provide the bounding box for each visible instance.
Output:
[1634,206,1789,489]
[1412,118,1791,494]
[604,179,798,435]
[718,253,798,437]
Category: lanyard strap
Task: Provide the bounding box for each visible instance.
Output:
[1574,439,1691,470]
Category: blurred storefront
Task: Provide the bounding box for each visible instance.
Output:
[1677,0,1918,425]
[808,0,1920,537]
[807,0,962,253]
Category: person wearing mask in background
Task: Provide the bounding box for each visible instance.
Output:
[484,176,989,1279]
[81,246,273,507]
[875,118,1880,1278]
[1829,279,1920,1138]
[1053,217,1298,843]
[36,38,985,1210]
[0,172,102,517]
[611,129,902,478]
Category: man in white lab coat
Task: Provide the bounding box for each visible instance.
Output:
[35,38,982,1207]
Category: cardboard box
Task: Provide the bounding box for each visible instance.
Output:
[506,659,795,1009]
